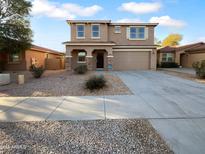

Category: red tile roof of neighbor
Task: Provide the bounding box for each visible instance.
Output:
[186,43,205,52]
[158,42,205,53]
[30,45,65,56]
[176,42,205,51]
[157,46,177,53]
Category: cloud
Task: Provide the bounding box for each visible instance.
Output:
[198,37,205,42]
[119,2,161,14]
[31,0,103,19]
[62,4,102,17]
[149,16,186,28]
[116,18,143,23]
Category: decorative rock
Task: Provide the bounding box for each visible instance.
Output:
[0,73,10,86]
[0,119,173,153]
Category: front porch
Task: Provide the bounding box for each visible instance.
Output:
[65,43,114,71]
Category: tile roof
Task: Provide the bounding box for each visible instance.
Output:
[186,43,205,52]
[157,42,205,53]
[30,45,65,55]
[157,46,177,53]
[176,42,204,51]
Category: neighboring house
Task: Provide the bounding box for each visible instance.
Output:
[157,46,176,65]
[157,42,205,67]
[64,20,158,71]
[0,45,65,71]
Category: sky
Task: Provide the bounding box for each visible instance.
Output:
[30,0,205,52]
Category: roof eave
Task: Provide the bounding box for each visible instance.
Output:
[67,20,111,24]
[110,23,159,26]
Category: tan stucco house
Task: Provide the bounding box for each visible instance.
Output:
[64,20,158,71]
[157,42,205,67]
[0,45,65,71]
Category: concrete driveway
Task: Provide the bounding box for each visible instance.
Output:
[1,71,205,153]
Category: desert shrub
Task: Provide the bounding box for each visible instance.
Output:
[160,62,179,68]
[29,64,45,78]
[192,60,205,78]
[85,75,107,91]
[74,64,87,74]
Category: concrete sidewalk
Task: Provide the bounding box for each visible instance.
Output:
[1,71,205,153]
[1,92,205,121]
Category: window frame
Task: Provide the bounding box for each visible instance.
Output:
[77,51,86,63]
[76,24,85,39]
[114,26,121,33]
[128,26,146,40]
[91,24,100,39]
[8,52,21,64]
[162,53,174,62]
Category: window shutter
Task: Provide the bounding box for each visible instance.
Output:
[145,27,149,39]
[126,27,130,39]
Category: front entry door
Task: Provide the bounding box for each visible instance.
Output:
[97,53,104,68]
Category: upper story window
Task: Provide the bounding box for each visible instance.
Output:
[128,26,145,40]
[114,26,121,33]
[162,53,174,62]
[91,24,100,38]
[8,52,21,63]
[76,24,85,39]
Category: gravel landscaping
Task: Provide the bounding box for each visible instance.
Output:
[0,119,173,153]
[0,71,131,96]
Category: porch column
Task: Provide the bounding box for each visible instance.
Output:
[107,55,113,71]
[150,49,157,70]
[107,48,113,71]
[175,50,184,65]
[65,56,72,71]
[65,46,73,71]
[86,49,93,71]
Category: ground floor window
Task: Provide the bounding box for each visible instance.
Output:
[162,53,174,62]
[78,51,86,63]
[8,52,21,63]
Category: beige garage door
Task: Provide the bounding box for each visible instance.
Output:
[181,52,205,68]
[113,51,150,70]
[188,53,205,67]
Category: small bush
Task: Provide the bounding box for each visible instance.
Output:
[85,75,107,91]
[29,64,45,78]
[74,64,87,74]
[160,62,179,68]
[192,60,205,78]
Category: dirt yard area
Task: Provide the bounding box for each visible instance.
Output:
[0,71,131,97]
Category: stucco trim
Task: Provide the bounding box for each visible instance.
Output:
[65,56,72,58]
[65,43,116,46]
[113,45,157,49]
[113,49,152,52]
[110,23,158,26]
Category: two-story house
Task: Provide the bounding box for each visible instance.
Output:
[64,20,158,71]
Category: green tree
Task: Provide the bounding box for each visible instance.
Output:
[0,0,32,53]
[162,34,183,47]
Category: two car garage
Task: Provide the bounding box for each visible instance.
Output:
[112,50,151,70]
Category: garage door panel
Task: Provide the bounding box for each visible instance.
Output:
[113,51,150,70]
